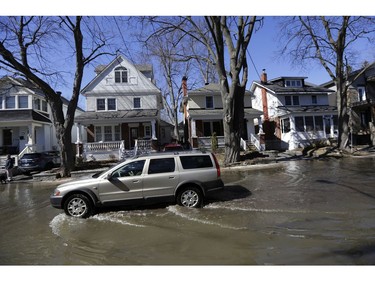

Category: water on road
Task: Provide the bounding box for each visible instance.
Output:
[1,157,375,265]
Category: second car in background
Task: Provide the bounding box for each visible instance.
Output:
[19,151,61,173]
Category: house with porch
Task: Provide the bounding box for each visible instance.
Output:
[75,55,170,161]
[0,76,83,166]
[250,71,337,150]
[181,81,262,150]
[321,62,375,146]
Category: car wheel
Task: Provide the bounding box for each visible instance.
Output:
[177,186,203,208]
[63,194,93,218]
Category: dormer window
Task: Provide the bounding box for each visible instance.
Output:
[19,96,29,108]
[42,100,48,112]
[206,96,214,109]
[285,79,302,87]
[6,96,15,109]
[34,98,41,110]
[115,66,128,83]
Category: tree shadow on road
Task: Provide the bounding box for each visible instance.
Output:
[205,185,251,204]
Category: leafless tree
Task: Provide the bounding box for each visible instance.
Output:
[0,16,113,177]
[278,16,375,150]
[139,16,261,164]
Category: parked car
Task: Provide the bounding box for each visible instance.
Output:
[50,151,224,218]
[163,143,184,152]
[19,151,61,173]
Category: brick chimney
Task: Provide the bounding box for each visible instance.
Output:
[260,69,269,120]
[261,69,267,84]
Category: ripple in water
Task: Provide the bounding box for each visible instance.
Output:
[90,212,147,227]
[167,205,247,230]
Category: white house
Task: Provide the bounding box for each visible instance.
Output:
[75,55,171,160]
[0,76,83,165]
[182,81,262,150]
[250,71,337,150]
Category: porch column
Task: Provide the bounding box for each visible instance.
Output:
[75,123,82,158]
[151,119,157,140]
[75,123,81,144]
[247,118,255,139]
[257,117,263,134]
[27,124,35,152]
[191,119,196,137]
[289,116,297,150]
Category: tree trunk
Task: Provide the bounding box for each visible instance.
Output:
[222,80,245,165]
[55,123,74,177]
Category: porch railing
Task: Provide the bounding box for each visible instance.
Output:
[18,144,37,160]
[83,140,125,161]
[250,133,262,151]
[197,135,261,151]
[84,141,124,151]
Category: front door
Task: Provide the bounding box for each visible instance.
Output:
[3,129,12,146]
[130,127,138,148]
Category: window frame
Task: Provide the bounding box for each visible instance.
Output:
[42,100,48,112]
[34,98,41,110]
[281,118,290,133]
[144,125,151,138]
[6,96,16,109]
[311,95,317,105]
[107,98,117,111]
[114,66,129,83]
[18,96,29,109]
[96,98,117,111]
[206,96,214,109]
[285,95,300,106]
[285,79,302,87]
[95,125,121,142]
[133,97,141,109]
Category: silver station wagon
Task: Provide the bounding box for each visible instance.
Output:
[50,151,224,218]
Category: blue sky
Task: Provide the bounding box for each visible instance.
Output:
[1,1,374,110]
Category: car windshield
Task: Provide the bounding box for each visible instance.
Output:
[22,153,42,159]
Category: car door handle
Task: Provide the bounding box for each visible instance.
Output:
[132,180,139,183]
[169,176,175,179]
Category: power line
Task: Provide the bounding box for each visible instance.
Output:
[113,17,134,63]
[247,49,262,81]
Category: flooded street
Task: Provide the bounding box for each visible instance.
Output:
[1,157,375,265]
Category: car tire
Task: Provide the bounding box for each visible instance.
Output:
[177,186,203,208]
[63,194,93,218]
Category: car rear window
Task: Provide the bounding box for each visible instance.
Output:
[179,155,213,169]
[148,158,175,174]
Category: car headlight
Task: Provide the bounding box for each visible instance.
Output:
[53,189,61,196]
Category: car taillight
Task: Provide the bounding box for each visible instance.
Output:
[211,153,221,178]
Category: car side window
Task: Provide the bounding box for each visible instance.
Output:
[179,155,213,169]
[112,160,145,178]
[148,158,175,174]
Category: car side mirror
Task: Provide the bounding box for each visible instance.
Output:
[106,173,113,180]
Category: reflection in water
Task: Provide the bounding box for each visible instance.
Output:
[1,157,375,265]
